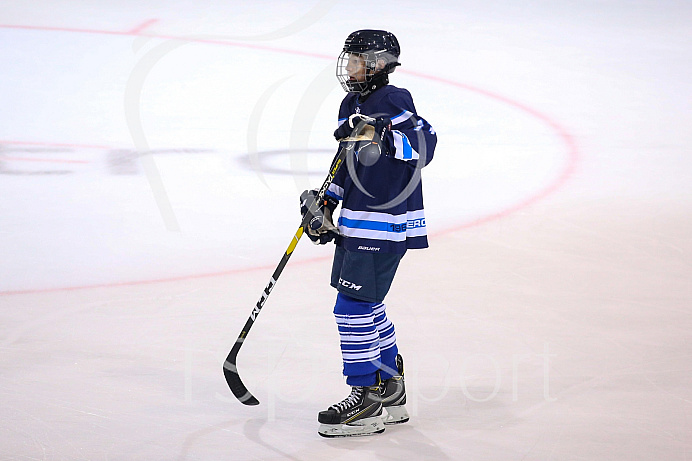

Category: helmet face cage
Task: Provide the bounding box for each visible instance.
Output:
[336,50,376,93]
[336,50,399,93]
[336,29,401,93]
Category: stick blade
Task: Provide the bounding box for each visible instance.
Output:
[223,353,260,406]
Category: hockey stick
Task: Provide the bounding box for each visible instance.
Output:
[223,125,374,405]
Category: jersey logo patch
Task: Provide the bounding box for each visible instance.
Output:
[358,246,381,252]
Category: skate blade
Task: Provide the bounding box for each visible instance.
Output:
[383,405,409,425]
[318,416,385,438]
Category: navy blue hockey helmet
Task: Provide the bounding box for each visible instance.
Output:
[337,29,401,93]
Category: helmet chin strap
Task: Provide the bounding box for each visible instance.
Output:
[358,72,389,102]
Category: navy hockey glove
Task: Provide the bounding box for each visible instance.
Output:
[371,117,392,144]
[334,114,375,141]
[300,189,340,245]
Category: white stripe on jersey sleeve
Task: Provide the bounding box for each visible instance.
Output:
[392,130,420,161]
[327,183,344,200]
[391,110,413,126]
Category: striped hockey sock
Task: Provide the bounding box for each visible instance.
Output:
[333,293,398,386]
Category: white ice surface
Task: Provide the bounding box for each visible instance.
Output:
[1,1,691,460]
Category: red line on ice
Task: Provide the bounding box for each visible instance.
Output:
[0,257,329,296]
[0,23,580,296]
[129,18,158,34]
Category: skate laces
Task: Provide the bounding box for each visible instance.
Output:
[330,387,364,412]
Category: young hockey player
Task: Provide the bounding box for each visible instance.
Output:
[300,29,437,437]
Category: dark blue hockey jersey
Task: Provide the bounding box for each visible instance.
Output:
[326,85,437,254]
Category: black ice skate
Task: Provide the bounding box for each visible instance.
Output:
[317,385,385,438]
[379,354,410,425]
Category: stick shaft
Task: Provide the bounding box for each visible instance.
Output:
[223,146,349,405]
